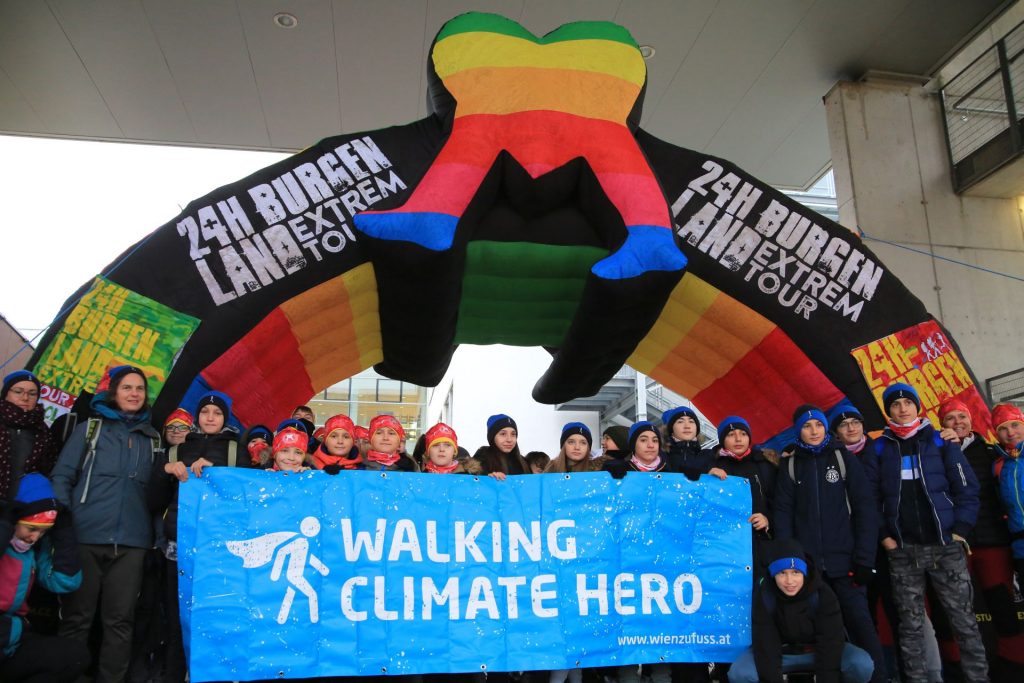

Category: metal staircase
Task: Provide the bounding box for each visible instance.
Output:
[556,367,718,445]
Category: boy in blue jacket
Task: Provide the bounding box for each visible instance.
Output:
[774,405,884,683]
[862,383,987,683]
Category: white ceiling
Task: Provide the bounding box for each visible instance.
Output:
[0,0,1009,189]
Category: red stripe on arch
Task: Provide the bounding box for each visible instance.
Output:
[201,309,313,427]
[693,327,843,442]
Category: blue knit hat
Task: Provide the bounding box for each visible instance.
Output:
[107,365,147,392]
[627,421,658,453]
[486,414,518,446]
[560,422,592,448]
[14,473,59,518]
[245,425,273,444]
[882,382,920,413]
[662,406,700,436]
[828,407,864,434]
[769,556,808,577]
[276,418,312,436]
[717,416,751,444]
[1,370,40,403]
[2,370,40,400]
[793,405,827,434]
[768,538,809,577]
[196,390,233,423]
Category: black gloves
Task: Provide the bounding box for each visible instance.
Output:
[851,564,876,586]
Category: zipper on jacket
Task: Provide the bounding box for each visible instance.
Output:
[883,433,904,547]
[1014,460,1023,526]
[916,448,947,546]
[814,455,826,573]
[753,472,765,509]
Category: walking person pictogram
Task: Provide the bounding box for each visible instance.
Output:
[226,516,330,624]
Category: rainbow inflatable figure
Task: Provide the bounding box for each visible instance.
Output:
[29,12,991,452]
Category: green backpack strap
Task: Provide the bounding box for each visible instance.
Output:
[228,440,237,468]
[169,445,179,464]
[85,417,102,451]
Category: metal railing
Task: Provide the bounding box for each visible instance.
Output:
[645,382,717,440]
[941,20,1024,192]
[987,367,1024,404]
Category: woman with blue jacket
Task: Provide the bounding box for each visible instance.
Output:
[50,365,162,683]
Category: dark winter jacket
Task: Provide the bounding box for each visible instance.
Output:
[0,401,59,500]
[148,430,245,543]
[473,446,529,476]
[707,448,777,533]
[666,439,711,479]
[752,561,845,683]
[362,453,419,472]
[960,433,1010,547]
[50,400,162,549]
[863,424,980,547]
[773,444,877,577]
[996,451,1023,555]
[602,455,680,479]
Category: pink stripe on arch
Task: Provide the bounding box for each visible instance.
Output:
[397,162,491,216]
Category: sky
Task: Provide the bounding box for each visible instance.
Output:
[0,134,286,345]
[0,135,590,446]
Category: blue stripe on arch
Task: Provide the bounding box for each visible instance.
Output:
[591,225,687,280]
[353,212,459,251]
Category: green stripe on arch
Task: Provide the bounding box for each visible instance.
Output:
[436,13,637,48]
[456,241,608,347]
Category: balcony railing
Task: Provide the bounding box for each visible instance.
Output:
[987,367,1024,405]
[941,20,1024,193]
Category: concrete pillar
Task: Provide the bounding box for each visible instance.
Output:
[824,78,1024,387]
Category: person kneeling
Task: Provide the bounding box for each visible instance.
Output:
[729,539,873,683]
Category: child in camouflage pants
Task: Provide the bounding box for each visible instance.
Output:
[862,383,987,683]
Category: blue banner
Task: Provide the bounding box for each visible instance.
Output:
[177,469,752,681]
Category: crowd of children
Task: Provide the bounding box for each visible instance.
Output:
[2,365,1024,683]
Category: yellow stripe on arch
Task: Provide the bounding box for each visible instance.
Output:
[631,274,777,397]
[433,32,646,87]
[278,263,382,391]
[342,262,383,369]
[628,274,719,373]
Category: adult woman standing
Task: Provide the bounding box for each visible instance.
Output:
[50,365,161,683]
[0,370,59,501]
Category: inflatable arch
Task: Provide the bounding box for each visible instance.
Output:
[28,13,993,448]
